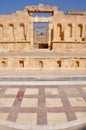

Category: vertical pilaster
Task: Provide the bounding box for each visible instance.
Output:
[82,24,86,40]
[26,22,31,41]
[30,21,34,49]
[48,23,53,48]
[53,23,58,41]
[85,24,86,41]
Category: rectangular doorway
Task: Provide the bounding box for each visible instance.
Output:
[33,22,49,49]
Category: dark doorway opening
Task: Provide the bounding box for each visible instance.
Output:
[39,43,48,49]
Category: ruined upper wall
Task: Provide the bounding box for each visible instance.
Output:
[0,4,86,44]
[0,4,86,17]
[67,10,86,15]
[25,4,58,15]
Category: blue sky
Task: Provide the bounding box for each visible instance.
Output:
[0,0,86,14]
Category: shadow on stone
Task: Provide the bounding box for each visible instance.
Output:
[79,125,86,130]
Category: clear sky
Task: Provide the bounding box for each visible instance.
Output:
[0,0,86,14]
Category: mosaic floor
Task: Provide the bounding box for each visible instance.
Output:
[0,85,86,125]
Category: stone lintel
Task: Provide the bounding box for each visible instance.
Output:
[25,4,58,14]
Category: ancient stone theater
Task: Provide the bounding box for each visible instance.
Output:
[0,4,86,71]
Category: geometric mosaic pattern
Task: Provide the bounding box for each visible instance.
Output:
[0,85,86,125]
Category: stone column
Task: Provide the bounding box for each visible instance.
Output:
[75,23,82,41]
[14,23,20,41]
[71,24,75,41]
[57,24,62,41]
[26,20,33,50]
[53,23,58,41]
[82,24,86,41]
[26,22,31,41]
[85,24,86,41]
[30,21,33,50]
[33,28,36,43]
[64,28,68,41]
[3,24,8,41]
[48,23,53,49]
[46,28,49,44]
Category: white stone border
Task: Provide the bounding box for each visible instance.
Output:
[0,117,85,130]
[0,81,86,85]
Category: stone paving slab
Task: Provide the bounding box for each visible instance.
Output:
[0,84,86,125]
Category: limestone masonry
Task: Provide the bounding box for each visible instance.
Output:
[0,4,86,70]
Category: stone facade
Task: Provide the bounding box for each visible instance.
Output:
[0,4,86,70]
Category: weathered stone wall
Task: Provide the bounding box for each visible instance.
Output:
[0,4,86,52]
[52,10,86,52]
[52,42,86,52]
[0,9,32,51]
[0,42,30,52]
[0,4,86,69]
[0,57,85,69]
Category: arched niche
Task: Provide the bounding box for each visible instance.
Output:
[57,60,61,67]
[0,24,3,39]
[75,61,79,67]
[19,60,24,67]
[20,23,26,40]
[39,61,43,68]
[68,23,72,37]
[78,24,83,37]
[1,61,7,67]
[57,23,62,40]
[9,24,14,39]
